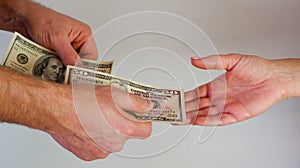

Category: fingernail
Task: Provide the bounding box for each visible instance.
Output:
[191,56,201,60]
[75,59,84,67]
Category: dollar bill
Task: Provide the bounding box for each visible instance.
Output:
[65,66,186,123]
[82,59,113,74]
[2,32,113,84]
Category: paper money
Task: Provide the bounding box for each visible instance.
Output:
[65,66,186,123]
[82,59,113,74]
[2,32,186,123]
[2,32,113,84]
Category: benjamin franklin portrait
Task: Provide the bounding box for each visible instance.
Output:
[33,54,66,84]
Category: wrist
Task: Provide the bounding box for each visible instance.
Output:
[25,82,74,134]
[272,58,300,99]
[0,67,73,134]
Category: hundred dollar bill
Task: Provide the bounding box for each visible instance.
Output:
[82,59,113,74]
[1,32,113,84]
[64,66,186,123]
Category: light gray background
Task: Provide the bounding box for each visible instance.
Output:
[0,0,300,168]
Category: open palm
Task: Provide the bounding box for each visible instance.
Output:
[185,54,290,126]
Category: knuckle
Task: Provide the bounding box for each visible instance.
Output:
[81,26,93,38]
[130,94,140,106]
[82,22,92,31]
[143,123,152,138]
[94,147,110,159]
[121,125,136,137]
[136,123,152,139]
[112,143,125,152]
[106,143,124,153]
[96,152,109,159]
[120,122,151,138]
[227,53,240,57]
[86,27,93,35]
[51,33,64,43]
[80,155,95,162]
[192,89,199,99]
[130,94,149,112]
[228,53,242,60]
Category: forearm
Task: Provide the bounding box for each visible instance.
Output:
[0,66,71,133]
[272,58,300,98]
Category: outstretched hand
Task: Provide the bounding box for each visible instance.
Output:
[184,53,297,126]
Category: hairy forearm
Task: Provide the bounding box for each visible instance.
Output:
[272,58,300,98]
[0,66,72,133]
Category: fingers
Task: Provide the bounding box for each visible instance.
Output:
[110,88,154,137]
[76,144,110,161]
[184,98,251,126]
[185,98,211,112]
[51,134,110,161]
[186,97,253,126]
[93,86,153,140]
[111,87,153,114]
[54,38,99,67]
[185,92,224,125]
[193,113,238,126]
[52,36,82,66]
[185,96,243,126]
[120,121,152,139]
[184,84,209,102]
[191,53,242,71]
[79,37,99,60]
[52,30,97,66]
[105,107,152,139]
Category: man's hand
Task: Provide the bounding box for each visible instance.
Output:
[0,0,98,65]
[47,85,153,161]
[184,53,300,126]
[0,66,153,161]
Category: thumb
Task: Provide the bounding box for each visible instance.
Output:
[191,53,242,71]
[111,87,153,114]
[53,39,83,66]
[79,37,99,60]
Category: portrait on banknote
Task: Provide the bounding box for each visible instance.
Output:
[32,54,65,83]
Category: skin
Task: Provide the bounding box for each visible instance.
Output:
[0,0,98,66]
[0,0,153,161]
[0,66,153,161]
[0,0,299,161]
[184,53,300,126]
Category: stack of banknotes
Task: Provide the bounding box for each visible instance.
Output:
[1,32,186,123]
